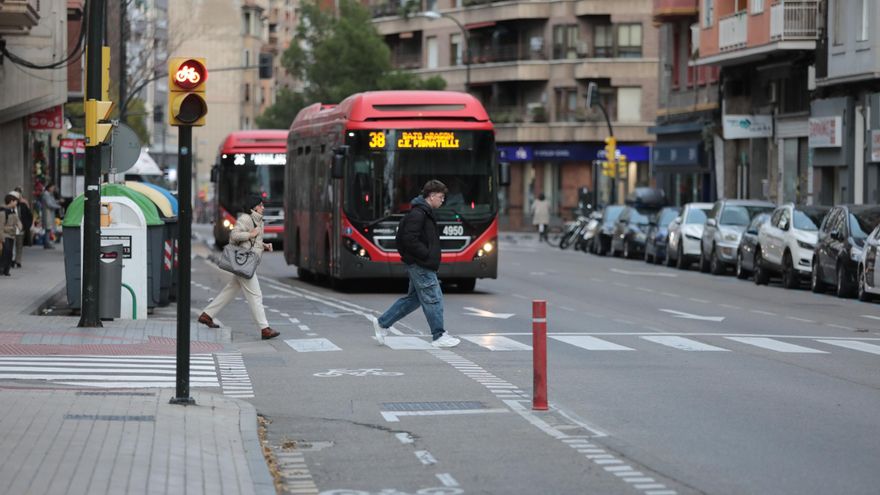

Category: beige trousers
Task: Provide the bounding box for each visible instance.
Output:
[202,272,269,329]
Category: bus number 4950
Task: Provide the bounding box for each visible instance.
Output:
[443,225,464,236]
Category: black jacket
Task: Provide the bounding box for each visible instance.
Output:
[16,202,33,245]
[396,196,441,271]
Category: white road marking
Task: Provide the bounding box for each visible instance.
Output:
[726,337,827,354]
[280,313,290,317]
[559,306,575,312]
[414,450,437,465]
[719,304,741,310]
[860,314,880,321]
[383,337,434,350]
[288,318,300,324]
[436,473,459,487]
[298,325,310,331]
[463,307,515,319]
[612,319,634,325]
[659,308,725,322]
[827,323,855,331]
[816,339,880,355]
[381,409,508,422]
[786,316,815,323]
[660,292,681,298]
[749,309,777,316]
[284,338,341,352]
[641,336,730,352]
[395,433,414,444]
[610,268,678,278]
[688,298,710,303]
[551,335,634,351]
[512,293,528,300]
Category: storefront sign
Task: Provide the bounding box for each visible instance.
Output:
[60,139,86,154]
[27,106,64,130]
[498,144,650,163]
[722,114,773,139]
[808,116,843,148]
[871,130,880,162]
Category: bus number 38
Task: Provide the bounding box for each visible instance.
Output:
[443,225,464,236]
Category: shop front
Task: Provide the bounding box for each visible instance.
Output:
[649,121,714,206]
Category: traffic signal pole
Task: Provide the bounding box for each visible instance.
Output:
[79,0,105,328]
[171,124,195,405]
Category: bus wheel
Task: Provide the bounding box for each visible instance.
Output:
[455,278,476,293]
[297,266,313,282]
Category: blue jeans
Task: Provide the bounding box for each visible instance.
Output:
[378,264,445,340]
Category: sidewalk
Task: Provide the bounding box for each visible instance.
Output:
[0,243,275,495]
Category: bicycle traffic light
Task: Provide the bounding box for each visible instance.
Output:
[168,57,207,126]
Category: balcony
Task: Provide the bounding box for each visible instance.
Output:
[374,2,551,36]
[575,0,653,18]
[770,0,819,41]
[0,0,40,35]
[652,0,699,21]
[719,11,747,51]
[391,52,422,70]
[574,59,658,85]
[470,42,547,64]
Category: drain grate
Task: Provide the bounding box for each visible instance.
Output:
[64,414,155,422]
[381,401,486,412]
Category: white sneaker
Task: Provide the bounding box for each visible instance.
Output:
[432,333,461,348]
[370,315,387,345]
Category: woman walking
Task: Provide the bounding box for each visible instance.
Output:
[197,194,280,340]
[531,193,551,243]
[1,194,22,276]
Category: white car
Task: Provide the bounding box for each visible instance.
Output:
[666,202,713,269]
[857,224,880,301]
[754,204,830,288]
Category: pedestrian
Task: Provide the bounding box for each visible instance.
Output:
[531,193,551,243]
[197,194,280,340]
[40,183,61,249]
[1,194,22,276]
[11,188,33,267]
[370,180,460,348]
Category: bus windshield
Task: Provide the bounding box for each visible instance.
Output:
[345,130,496,223]
[218,153,285,210]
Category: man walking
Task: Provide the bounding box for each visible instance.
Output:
[370,180,460,348]
[1,194,22,276]
[40,184,61,249]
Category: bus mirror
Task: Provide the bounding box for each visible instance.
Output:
[210,165,218,183]
[332,146,348,179]
[499,161,511,186]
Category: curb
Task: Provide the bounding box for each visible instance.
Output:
[235,395,277,495]
[26,281,66,316]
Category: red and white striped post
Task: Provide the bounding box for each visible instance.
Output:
[532,300,548,410]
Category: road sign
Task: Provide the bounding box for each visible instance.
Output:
[105,123,142,174]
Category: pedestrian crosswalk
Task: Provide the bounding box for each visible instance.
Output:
[0,354,220,389]
[283,334,880,357]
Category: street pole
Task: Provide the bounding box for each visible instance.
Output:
[118,0,127,120]
[596,103,615,204]
[171,124,194,405]
[79,0,105,328]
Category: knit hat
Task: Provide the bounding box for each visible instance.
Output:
[8,191,20,199]
[243,194,263,212]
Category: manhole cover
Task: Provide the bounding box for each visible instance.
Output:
[380,401,486,412]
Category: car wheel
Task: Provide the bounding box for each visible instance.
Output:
[676,244,688,270]
[699,247,711,273]
[710,246,725,275]
[858,268,873,302]
[811,259,825,293]
[754,250,769,285]
[837,263,856,298]
[781,252,798,289]
[654,251,663,265]
[667,244,677,267]
[736,250,749,280]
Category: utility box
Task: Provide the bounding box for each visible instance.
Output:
[98,196,148,320]
[99,244,124,320]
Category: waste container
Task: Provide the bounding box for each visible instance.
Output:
[99,244,124,320]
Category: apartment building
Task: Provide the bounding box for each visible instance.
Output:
[695,0,819,203]
[650,0,719,204]
[370,0,659,229]
[811,0,879,205]
[0,0,72,200]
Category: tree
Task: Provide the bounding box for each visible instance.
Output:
[258,0,446,128]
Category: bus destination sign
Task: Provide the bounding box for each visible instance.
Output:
[368,131,461,150]
[224,153,287,166]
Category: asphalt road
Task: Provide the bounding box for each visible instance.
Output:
[191,228,880,495]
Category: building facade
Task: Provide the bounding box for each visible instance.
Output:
[369,0,659,229]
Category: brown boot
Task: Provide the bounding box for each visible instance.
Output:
[261,327,280,340]
[198,312,220,328]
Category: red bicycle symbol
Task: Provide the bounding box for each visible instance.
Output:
[175,65,202,85]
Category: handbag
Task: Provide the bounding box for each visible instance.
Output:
[217,215,260,279]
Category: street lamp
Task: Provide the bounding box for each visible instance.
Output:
[423,10,470,91]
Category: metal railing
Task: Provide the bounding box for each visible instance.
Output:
[719,10,748,50]
[770,0,819,40]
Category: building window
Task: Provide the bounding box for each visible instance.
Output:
[832,0,844,45]
[704,0,714,27]
[594,24,613,58]
[552,24,579,59]
[244,83,250,102]
[617,24,642,58]
[426,36,439,69]
[450,33,463,66]
[858,0,869,41]
[554,87,579,121]
[617,87,642,122]
[244,49,250,67]
[243,11,251,35]
[751,0,764,14]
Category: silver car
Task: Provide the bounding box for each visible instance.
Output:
[700,199,775,275]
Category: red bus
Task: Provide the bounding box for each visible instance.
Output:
[284,90,504,291]
[211,130,287,247]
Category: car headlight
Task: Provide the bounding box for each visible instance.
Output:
[685,233,701,240]
[797,240,814,250]
[635,232,646,241]
[723,233,739,242]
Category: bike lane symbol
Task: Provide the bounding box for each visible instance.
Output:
[313,368,404,378]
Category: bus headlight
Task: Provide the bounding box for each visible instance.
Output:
[343,237,371,260]
[474,240,496,259]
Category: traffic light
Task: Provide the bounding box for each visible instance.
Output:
[84,46,114,146]
[168,57,207,126]
[586,82,599,108]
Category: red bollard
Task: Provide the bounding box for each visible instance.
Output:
[532,300,548,410]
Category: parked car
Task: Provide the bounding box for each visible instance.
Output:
[591,205,625,256]
[644,206,681,264]
[754,204,830,288]
[857,224,880,301]
[735,213,771,280]
[700,199,775,275]
[611,188,666,258]
[812,205,880,298]
[666,202,713,270]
